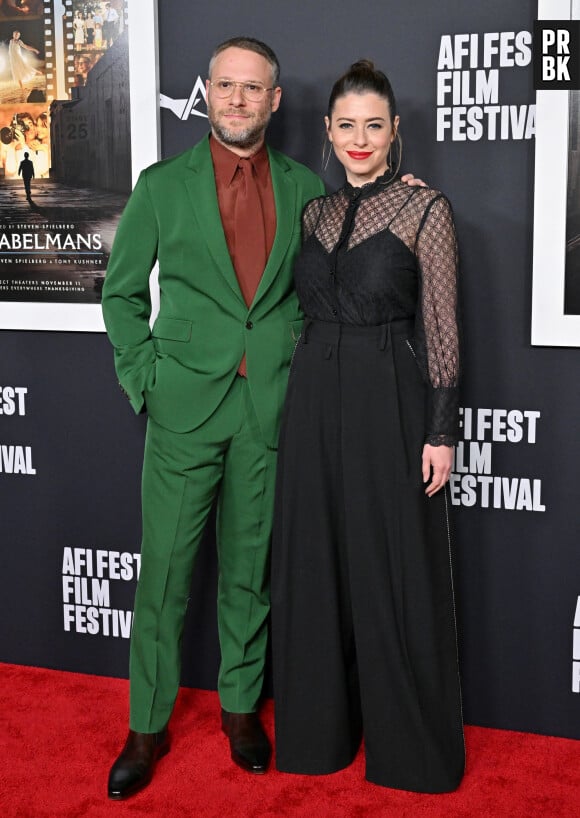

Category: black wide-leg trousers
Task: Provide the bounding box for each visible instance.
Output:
[271,319,465,793]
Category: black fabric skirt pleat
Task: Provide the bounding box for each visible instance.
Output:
[271,319,465,793]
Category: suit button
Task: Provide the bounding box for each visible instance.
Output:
[246,321,253,329]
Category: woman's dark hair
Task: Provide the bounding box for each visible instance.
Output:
[327,59,397,120]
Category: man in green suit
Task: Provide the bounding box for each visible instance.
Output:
[103,37,325,799]
[104,35,421,799]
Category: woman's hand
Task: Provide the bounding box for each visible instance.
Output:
[422,443,454,496]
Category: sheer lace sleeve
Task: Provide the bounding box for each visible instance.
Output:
[301,197,325,242]
[414,194,460,446]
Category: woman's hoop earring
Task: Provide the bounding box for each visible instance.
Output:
[322,136,334,172]
[387,131,403,179]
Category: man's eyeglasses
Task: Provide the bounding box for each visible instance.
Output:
[209,80,274,103]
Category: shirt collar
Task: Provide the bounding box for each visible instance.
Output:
[209,134,270,186]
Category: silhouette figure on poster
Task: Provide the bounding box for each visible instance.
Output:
[18,150,34,199]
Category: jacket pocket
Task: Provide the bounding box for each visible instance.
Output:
[152,317,192,342]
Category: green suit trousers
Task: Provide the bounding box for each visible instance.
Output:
[129,376,276,732]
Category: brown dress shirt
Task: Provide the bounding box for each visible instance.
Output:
[209,135,277,376]
[209,135,277,304]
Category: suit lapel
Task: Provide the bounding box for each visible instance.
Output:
[184,138,246,305]
[251,147,297,310]
[183,138,297,311]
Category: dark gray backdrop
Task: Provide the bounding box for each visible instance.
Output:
[2,0,579,740]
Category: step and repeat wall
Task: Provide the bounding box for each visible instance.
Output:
[2,0,580,740]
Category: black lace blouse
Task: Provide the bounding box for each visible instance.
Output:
[294,173,460,446]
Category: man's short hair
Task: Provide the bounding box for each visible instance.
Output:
[208,37,280,86]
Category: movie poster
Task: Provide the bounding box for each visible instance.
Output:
[0,0,158,331]
[564,1,580,317]
[532,0,580,346]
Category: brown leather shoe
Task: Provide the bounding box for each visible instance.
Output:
[107,728,170,800]
[221,709,271,774]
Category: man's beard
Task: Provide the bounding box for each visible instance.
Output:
[208,106,270,150]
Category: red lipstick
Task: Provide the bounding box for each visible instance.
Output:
[346,151,372,160]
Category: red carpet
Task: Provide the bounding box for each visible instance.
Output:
[1,662,579,818]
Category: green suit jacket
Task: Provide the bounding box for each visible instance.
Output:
[102,136,325,448]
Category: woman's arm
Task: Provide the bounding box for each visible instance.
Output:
[415,193,460,494]
[20,40,40,55]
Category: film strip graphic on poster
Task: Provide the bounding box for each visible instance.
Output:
[63,0,129,95]
[45,1,55,103]
[0,0,155,332]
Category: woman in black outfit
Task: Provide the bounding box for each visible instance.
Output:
[271,60,464,793]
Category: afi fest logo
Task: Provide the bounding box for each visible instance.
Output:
[160,76,208,120]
